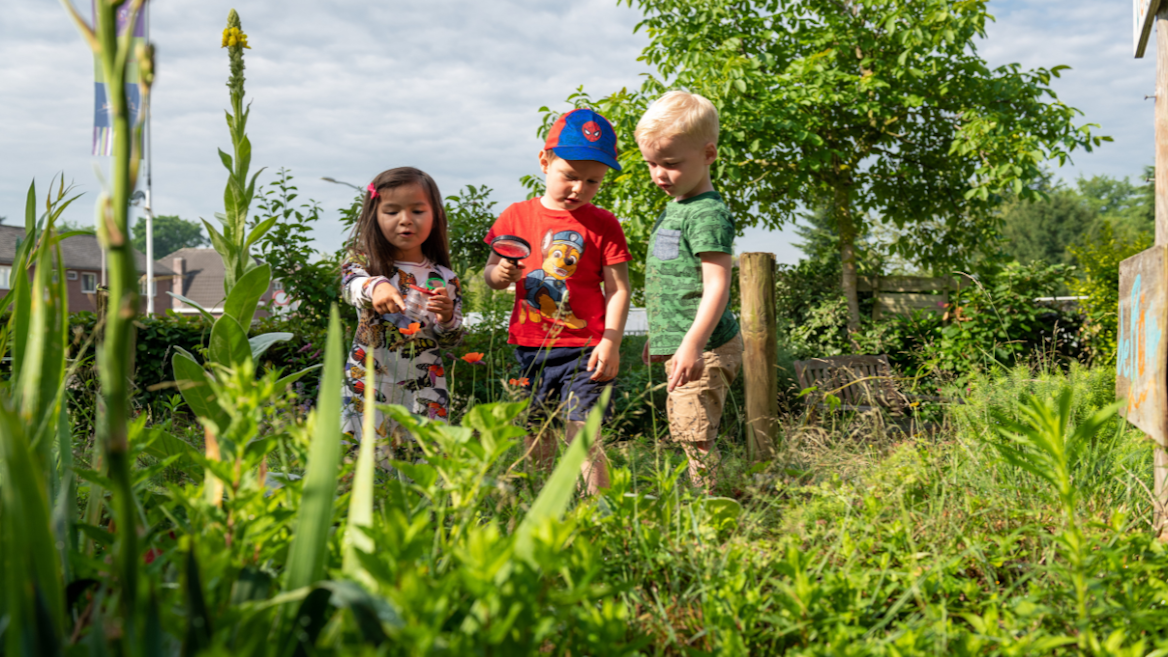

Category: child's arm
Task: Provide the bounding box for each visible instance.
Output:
[341,255,404,313]
[666,252,732,392]
[484,253,524,290]
[588,262,631,382]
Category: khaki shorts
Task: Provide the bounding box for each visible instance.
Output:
[664,333,743,443]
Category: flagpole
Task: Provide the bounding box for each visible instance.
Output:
[143,0,154,315]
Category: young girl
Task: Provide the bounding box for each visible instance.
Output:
[340,167,464,460]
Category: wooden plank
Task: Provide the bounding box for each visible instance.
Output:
[739,252,779,462]
[1136,0,1161,58]
[1117,245,1168,446]
[857,276,960,293]
[1159,5,1168,244]
[873,292,947,320]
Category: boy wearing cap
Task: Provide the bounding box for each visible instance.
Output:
[484,108,632,494]
[636,90,744,493]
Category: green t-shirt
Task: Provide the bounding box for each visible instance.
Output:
[644,190,740,356]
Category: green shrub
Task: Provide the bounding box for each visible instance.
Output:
[1068,221,1152,365]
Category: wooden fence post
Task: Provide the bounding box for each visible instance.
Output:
[1156,3,1168,539]
[739,252,779,462]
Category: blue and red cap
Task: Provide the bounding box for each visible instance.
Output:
[544,108,622,172]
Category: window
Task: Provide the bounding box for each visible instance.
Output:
[0,266,10,290]
[81,272,97,294]
[67,271,78,280]
[140,277,156,297]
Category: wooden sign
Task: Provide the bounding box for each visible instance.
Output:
[1117,246,1168,445]
[1136,0,1161,58]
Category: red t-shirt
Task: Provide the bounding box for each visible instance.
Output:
[485,198,631,348]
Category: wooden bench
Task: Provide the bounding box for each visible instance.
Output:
[793,354,903,414]
[792,353,953,427]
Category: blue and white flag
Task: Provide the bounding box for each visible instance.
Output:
[92,1,145,156]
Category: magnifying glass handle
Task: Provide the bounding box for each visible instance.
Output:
[506,257,522,266]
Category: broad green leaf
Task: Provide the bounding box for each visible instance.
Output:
[141,428,197,464]
[285,305,345,591]
[172,352,230,432]
[209,314,250,367]
[166,291,217,324]
[249,332,293,361]
[223,262,271,326]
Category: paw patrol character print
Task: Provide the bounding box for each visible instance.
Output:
[523,230,587,330]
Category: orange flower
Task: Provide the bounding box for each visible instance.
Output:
[508,377,531,387]
[461,352,484,364]
[399,322,422,336]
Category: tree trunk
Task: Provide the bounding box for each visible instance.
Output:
[835,184,861,332]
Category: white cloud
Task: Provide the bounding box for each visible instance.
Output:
[0,0,1156,266]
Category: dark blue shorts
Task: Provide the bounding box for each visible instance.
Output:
[515,345,613,422]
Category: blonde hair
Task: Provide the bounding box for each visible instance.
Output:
[635,90,719,147]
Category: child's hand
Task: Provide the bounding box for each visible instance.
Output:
[641,339,650,366]
[494,259,524,285]
[372,281,404,315]
[427,287,455,324]
[588,338,620,382]
[667,342,705,392]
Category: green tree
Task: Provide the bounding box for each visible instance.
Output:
[545,0,1106,330]
[444,184,497,281]
[131,214,209,258]
[1077,167,1153,240]
[255,168,340,326]
[999,186,1096,267]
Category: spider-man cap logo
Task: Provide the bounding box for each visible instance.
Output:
[543,108,622,171]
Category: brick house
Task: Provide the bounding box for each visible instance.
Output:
[0,225,174,315]
[165,247,276,318]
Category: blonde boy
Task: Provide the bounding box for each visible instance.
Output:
[637,91,742,492]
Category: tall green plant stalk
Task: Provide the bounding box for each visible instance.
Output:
[62,0,154,624]
[206,9,276,295]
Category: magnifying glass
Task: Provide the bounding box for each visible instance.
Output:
[490,235,532,265]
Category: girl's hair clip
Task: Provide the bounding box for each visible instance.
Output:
[367,182,379,199]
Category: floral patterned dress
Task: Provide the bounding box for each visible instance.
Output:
[340,253,464,456]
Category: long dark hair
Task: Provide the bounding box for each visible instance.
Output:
[349,167,452,276]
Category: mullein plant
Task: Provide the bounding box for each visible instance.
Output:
[204,9,277,296]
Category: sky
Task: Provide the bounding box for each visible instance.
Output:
[0,0,1158,265]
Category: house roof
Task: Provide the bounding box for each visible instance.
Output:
[0,225,174,276]
[163,247,227,309]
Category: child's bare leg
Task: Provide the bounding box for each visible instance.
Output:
[682,439,721,492]
[565,419,610,494]
[525,432,559,473]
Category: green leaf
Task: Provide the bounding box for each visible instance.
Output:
[172,352,230,432]
[0,400,66,645]
[166,291,217,324]
[249,332,293,361]
[182,545,213,655]
[344,349,378,589]
[273,364,323,398]
[244,216,279,252]
[210,314,250,367]
[141,428,197,464]
[513,387,610,564]
[217,148,234,174]
[285,305,345,591]
[223,262,271,326]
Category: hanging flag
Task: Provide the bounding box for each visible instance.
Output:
[92,1,145,156]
